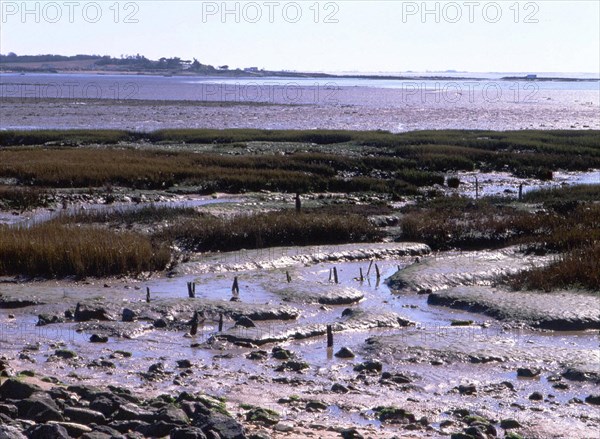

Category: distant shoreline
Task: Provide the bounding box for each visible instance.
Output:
[1,68,598,83]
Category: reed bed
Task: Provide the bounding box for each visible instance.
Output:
[0,223,170,278]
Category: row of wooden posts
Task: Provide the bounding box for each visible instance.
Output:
[143,260,387,348]
[146,260,383,304]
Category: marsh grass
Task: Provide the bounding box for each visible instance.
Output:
[400,197,600,252]
[507,243,600,292]
[401,193,600,290]
[1,129,599,191]
[0,224,170,278]
[0,186,50,211]
[60,205,199,225]
[158,210,382,253]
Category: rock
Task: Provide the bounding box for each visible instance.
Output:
[0,425,26,439]
[374,406,416,424]
[331,383,349,393]
[271,347,293,360]
[193,412,245,439]
[457,384,477,395]
[90,394,125,417]
[340,428,364,439]
[75,303,114,322]
[113,403,155,422]
[246,351,268,361]
[170,427,208,439]
[529,391,543,401]
[334,347,355,358]
[273,422,294,432]
[25,424,70,439]
[245,407,280,426]
[54,349,78,360]
[274,361,309,372]
[90,334,109,343]
[562,368,600,383]
[380,372,411,384]
[18,395,64,422]
[235,316,256,328]
[37,314,63,326]
[305,401,328,412]
[154,319,168,328]
[0,378,41,399]
[0,403,18,418]
[64,406,107,424]
[517,367,540,378]
[155,405,189,425]
[81,433,113,439]
[177,359,193,369]
[500,419,521,429]
[51,422,93,437]
[137,421,184,438]
[353,360,382,373]
[585,395,600,405]
[122,308,137,322]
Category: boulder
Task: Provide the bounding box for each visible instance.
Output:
[0,379,41,400]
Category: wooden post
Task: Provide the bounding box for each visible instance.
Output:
[375,264,381,280]
[232,276,239,297]
[187,282,196,298]
[295,192,301,212]
[190,311,198,336]
[475,177,479,200]
[518,183,523,201]
[286,271,292,283]
[366,260,373,276]
[328,268,332,283]
[333,267,339,284]
[326,325,334,347]
[146,287,150,303]
[359,267,364,282]
[218,313,223,332]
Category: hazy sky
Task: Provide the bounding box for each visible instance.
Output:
[1,0,599,73]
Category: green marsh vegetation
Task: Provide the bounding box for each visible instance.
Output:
[0,129,598,283]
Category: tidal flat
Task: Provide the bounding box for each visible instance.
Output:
[0,130,599,439]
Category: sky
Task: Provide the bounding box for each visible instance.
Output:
[1,0,599,73]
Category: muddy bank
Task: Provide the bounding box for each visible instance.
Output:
[386,247,552,293]
[180,242,430,275]
[428,286,600,331]
[383,247,600,330]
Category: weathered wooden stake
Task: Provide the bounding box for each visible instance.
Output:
[295,192,302,212]
[333,267,339,284]
[326,324,334,347]
[518,183,523,201]
[375,264,381,280]
[359,267,364,282]
[366,260,373,276]
[232,276,240,297]
[475,177,479,200]
[146,287,151,303]
[218,313,224,332]
[286,271,292,283]
[190,311,199,336]
[187,282,196,298]
[328,268,332,283]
